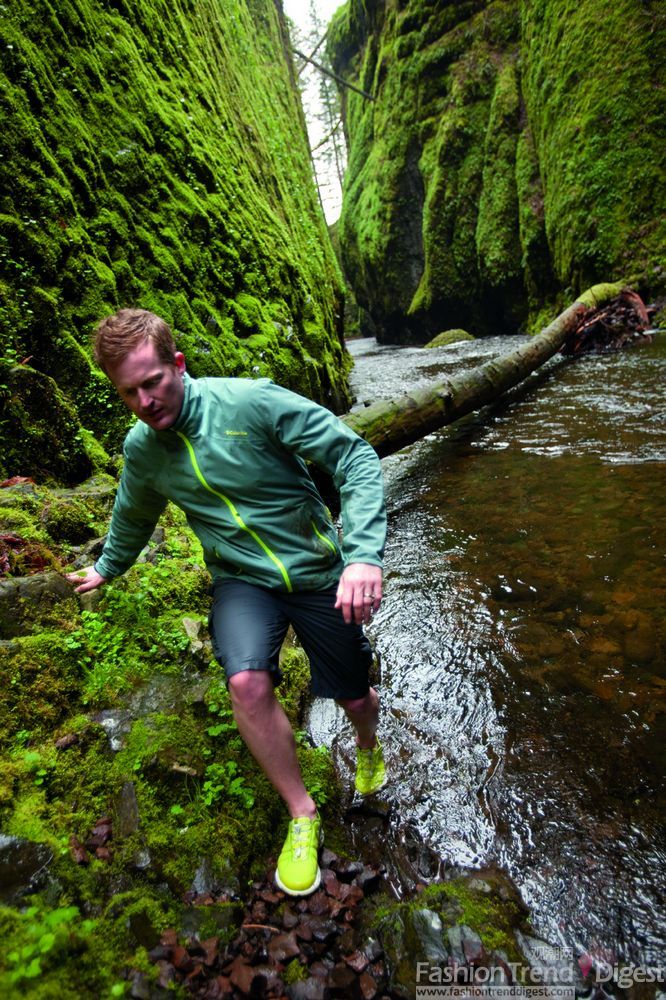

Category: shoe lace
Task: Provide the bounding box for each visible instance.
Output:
[290,819,313,859]
[357,746,376,777]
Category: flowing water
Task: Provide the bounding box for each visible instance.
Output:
[309,334,666,969]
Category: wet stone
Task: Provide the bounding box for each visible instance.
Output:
[363,937,383,962]
[358,970,379,998]
[320,847,338,868]
[129,970,151,999]
[321,868,341,895]
[287,977,328,1000]
[344,950,369,973]
[189,856,223,897]
[308,916,339,943]
[307,889,332,915]
[155,960,175,987]
[96,709,133,752]
[250,899,268,922]
[332,858,364,882]
[69,835,89,865]
[296,921,314,942]
[268,930,301,962]
[87,816,112,847]
[461,925,484,964]
[131,848,152,871]
[148,945,172,962]
[170,944,192,971]
[339,883,364,907]
[448,925,466,966]
[356,865,383,891]
[329,960,357,991]
[115,783,140,839]
[232,960,281,995]
[54,732,78,750]
[0,835,53,905]
[412,908,449,963]
[310,958,334,979]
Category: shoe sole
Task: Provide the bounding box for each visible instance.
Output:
[275,866,322,897]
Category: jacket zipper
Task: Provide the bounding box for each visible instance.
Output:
[175,431,293,592]
[311,520,338,555]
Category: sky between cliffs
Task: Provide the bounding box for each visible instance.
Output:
[283,0,344,223]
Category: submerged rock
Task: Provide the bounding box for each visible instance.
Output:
[424,330,476,349]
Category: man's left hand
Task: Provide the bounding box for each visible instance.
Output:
[335,563,383,625]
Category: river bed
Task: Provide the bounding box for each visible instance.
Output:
[309,334,666,970]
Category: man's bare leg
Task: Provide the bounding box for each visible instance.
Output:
[228,670,317,819]
[337,686,380,748]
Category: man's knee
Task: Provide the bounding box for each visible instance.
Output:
[228,669,275,712]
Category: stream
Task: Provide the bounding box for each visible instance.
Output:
[308,333,666,971]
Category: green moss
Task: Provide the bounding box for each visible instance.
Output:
[0,504,50,544]
[476,61,522,290]
[422,880,524,956]
[520,0,665,294]
[330,0,665,341]
[39,497,97,544]
[283,957,309,984]
[0,363,93,485]
[0,632,84,749]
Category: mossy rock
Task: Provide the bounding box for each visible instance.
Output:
[0,363,92,485]
[424,329,475,349]
[370,874,529,993]
[39,497,98,544]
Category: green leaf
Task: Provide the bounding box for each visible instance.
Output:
[39,932,56,953]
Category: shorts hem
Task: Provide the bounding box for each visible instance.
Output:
[312,682,371,701]
[224,660,283,682]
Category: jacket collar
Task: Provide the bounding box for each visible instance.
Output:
[170,372,202,436]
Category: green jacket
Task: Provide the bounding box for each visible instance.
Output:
[95,375,386,592]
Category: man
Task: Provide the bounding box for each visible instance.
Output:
[66,308,387,897]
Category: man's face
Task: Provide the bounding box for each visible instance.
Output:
[107,340,186,431]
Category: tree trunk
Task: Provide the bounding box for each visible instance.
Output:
[341,282,625,457]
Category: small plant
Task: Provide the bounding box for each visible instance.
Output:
[21,749,51,787]
[5,905,96,985]
[206,699,236,739]
[202,761,255,810]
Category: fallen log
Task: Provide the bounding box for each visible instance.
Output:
[341,281,627,458]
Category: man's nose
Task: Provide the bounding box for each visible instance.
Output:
[137,388,153,410]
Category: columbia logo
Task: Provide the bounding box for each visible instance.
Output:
[225,430,248,436]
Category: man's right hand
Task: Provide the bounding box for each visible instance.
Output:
[64,565,108,593]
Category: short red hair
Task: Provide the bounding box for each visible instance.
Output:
[94,309,177,374]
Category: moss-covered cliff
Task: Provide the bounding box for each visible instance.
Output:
[328,0,665,342]
[0,0,348,482]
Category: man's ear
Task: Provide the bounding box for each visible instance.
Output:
[174,351,186,373]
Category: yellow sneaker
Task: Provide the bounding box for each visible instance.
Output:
[355,739,387,795]
[275,813,323,896]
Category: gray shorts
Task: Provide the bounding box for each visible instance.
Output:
[208,578,373,700]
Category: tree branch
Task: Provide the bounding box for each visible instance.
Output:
[291,47,375,101]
